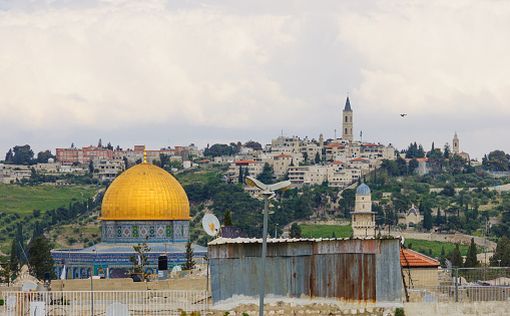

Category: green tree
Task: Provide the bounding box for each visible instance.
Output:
[224,210,233,226]
[434,209,445,227]
[396,157,408,175]
[159,154,170,168]
[490,236,510,266]
[130,242,151,281]
[439,246,447,267]
[408,158,419,174]
[27,235,55,280]
[183,241,195,270]
[9,239,20,278]
[483,150,509,171]
[422,207,433,231]
[443,144,451,159]
[449,244,463,267]
[340,189,356,218]
[238,166,244,184]
[289,223,302,238]
[257,163,275,184]
[244,141,262,151]
[464,238,479,267]
[36,150,55,163]
[5,145,34,165]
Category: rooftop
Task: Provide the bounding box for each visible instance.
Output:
[208,236,399,246]
[400,248,440,268]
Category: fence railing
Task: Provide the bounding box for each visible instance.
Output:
[1,290,209,316]
[404,267,510,303]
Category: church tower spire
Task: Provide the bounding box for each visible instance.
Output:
[453,132,460,155]
[342,97,353,142]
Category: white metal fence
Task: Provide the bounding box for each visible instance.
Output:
[404,267,510,303]
[0,290,209,316]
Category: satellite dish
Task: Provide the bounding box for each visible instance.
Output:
[202,213,220,237]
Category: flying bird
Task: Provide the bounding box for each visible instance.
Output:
[400,113,407,117]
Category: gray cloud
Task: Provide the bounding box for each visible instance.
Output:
[0,0,509,158]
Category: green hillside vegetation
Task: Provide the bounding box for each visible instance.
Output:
[0,184,98,214]
[175,164,227,186]
[0,184,101,253]
[299,224,352,238]
[404,238,470,258]
[51,222,101,249]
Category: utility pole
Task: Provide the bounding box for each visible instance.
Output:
[244,176,291,316]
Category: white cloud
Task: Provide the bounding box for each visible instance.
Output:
[0,0,509,158]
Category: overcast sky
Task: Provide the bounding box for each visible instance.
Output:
[1,0,509,159]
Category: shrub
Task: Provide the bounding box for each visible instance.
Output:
[395,307,405,316]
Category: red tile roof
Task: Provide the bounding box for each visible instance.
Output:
[235,160,257,165]
[400,248,440,268]
[350,157,369,162]
[325,143,344,149]
[274,153,292,159]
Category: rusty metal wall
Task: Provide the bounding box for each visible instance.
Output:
[209,238,402,303]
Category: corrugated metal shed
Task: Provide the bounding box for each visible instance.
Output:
[209,237,402,303]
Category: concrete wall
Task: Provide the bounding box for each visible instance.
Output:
[403,268,439,290]
[49,277,206,291]
[405,302,510,316]
[209,238,402,304]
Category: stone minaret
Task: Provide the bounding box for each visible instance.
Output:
[351,183,376,238]
[452,132,460,155]
[342,97,353,142]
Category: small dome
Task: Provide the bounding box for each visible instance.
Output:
[100,163,190,221]
[356,183,371,196]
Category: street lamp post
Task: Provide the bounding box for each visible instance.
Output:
[245,176,291,316]
[91,249,96,316]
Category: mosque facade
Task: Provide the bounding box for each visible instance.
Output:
[51,160,207,279]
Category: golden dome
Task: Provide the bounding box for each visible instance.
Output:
[100,163,190,221]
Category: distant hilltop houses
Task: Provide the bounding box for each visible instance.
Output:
[0,97,398,187]
[1,97,476,187]
[397,132,472,176]
[0,143,201,184]
[227,97,396,189]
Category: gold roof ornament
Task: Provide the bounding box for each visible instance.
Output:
[100,163,190,221]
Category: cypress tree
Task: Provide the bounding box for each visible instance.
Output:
[183,241,195,271]
[464,238,479,267]
[238,166,244,184]
[450,244,463,267]
[27,235,55,280]
[423,208,433,231]
[9,239,19,277]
